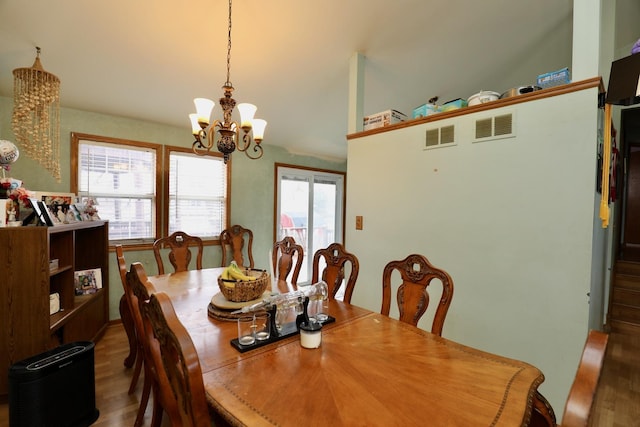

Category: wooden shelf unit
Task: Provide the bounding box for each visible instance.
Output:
[0,220,109,396]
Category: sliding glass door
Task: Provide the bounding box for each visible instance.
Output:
[276,166,344,284]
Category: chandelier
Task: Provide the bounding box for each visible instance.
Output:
[12,47,61,182]
[189,0,266,164]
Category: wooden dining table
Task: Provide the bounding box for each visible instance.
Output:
[147,267,548,426]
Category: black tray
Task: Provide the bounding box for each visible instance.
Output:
[230,315,335,353]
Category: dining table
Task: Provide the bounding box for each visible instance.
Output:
[147,267,549,426]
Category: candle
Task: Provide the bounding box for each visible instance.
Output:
[299,322,322,349]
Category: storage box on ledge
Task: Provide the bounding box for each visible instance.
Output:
[412,104,440,119]
[363,110,407,131]
[441,98,468,112]
[537,67,571,89]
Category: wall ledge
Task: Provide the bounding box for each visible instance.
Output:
[347,77,604,140]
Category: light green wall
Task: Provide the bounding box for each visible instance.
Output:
[0,95,346,321]
[346,86,601,419]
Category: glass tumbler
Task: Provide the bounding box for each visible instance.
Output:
[315,281,329,322]
[237,316,256,346]
[254,312,271,341]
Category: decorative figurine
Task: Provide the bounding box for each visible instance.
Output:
[7,204,16,222]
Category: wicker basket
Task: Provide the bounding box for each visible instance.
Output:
[218,269,269,302]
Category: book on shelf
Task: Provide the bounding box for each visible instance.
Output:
[74,268,102,296]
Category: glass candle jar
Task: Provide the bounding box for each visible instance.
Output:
[299,321,322,349]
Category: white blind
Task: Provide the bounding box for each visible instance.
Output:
[78,141,156,241]
[168,151,227,238]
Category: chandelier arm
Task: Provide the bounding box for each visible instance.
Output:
[191,129,205,147]
[236,132,251,153]
[241,135,264,160]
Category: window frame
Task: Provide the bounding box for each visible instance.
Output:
[162,145,231,241]
[71,132,231,250]
[71,132,162,249]
[274,163,346,284]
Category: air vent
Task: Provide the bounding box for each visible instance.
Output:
[425,125,456,149]
[440,125,455,144]
[475,119,493,139]
[425,129,439,147]
[494,114,513,136]
[473,112,515,142]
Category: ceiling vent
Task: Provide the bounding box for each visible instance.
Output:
[425,125,456,149]
[473,112,515,143]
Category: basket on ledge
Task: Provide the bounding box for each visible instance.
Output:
[218,269,269,302]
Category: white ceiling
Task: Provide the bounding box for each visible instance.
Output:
[0,0,617,162]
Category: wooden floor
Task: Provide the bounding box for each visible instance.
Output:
[589,329,640,426]
[0,323,638,426]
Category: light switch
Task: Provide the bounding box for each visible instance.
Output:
[355,215,363,230]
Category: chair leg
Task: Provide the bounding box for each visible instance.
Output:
[150,388,164,427]
[119,295,138,368]
[128,346,143,394]
[134,372,152,427]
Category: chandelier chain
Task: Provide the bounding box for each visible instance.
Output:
[225,0,233,87]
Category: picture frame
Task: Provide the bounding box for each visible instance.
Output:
[69,204,83,222]
[35,191,77,207]
[42,201,62,226]
[28,198,54,226]
[0,200,6,227]
[74,268,102,295]
[33,192,78,224]
[74,203,91,221]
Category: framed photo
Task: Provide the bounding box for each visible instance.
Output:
[69,204,83,222]
[74,268,102,295]
[29,198,55,226]
[34,192,77,223]
[35,191,77,207]
[74,203,91,221]
[40,201,59,226]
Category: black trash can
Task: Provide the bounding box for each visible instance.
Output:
[8,341,99,427]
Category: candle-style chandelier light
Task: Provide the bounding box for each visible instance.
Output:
[189,0,266,164]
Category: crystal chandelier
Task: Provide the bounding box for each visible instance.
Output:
[189,0,266,164]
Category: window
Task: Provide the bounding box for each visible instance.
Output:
[72,133,161,243]
[275,164,345,284]
[165,146,228,239]
[71,133,230,247]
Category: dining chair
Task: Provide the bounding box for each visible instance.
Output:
[152,231,203,275]
[141,291,212,427]
[126,262,167,427]
[115,245,141,393]
[381,253,454,335]
[272,236,304,289]
[530,330,609,427]
[220,224,254,268]
[311,242,360,303]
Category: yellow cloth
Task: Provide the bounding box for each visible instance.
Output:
[600,104,611,228]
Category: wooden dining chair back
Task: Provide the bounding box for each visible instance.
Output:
[529,330,609,427]
[220,224,254,268]
[272,236,304,288]
[126,262,165,427]
[381,253,454,335]
[142,291,211,427]
[311,243,360,303]
[115,245,141,394]
[561,330,609,426]
[153,231,203,275]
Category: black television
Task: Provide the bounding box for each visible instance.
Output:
[606,53,640,106]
